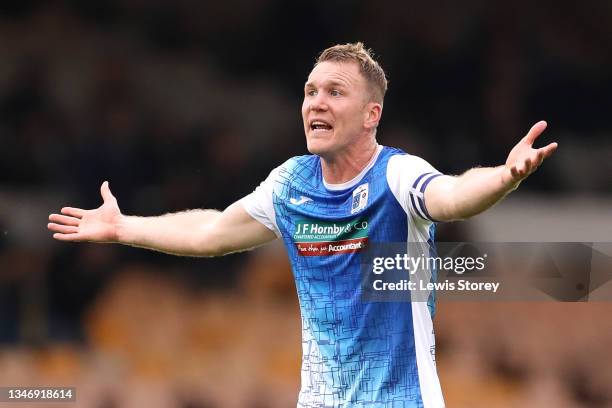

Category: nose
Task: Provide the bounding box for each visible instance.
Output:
[308,93,328,112]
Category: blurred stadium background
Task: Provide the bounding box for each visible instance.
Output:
[1,1,611,407]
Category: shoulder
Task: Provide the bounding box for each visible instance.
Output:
[274,154,319,176]
[386,149,434,172]
[262,154,319,188]
[381,145,407,157]
[385,148,440,189]
[380,146,432,165]
[287,154,319,168]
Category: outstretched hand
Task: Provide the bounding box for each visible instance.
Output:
[502,121,558,187]
[48,181,122,243]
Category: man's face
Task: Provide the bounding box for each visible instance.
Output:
[302,61,377,157]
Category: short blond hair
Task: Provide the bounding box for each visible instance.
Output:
[316,42,388,104]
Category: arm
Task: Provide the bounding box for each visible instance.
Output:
[48,182,277,256]
[425,121,558,222]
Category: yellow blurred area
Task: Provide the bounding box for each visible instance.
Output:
[1,245,611,407]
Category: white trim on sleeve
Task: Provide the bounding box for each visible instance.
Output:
[387,154,442,222]
[240,165,283,237]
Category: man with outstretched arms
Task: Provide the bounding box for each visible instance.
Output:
[48,43,557,407]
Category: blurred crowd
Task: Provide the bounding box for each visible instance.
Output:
[1,258,611,407]
[0,1,611,406]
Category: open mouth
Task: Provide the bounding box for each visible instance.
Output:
[310,120,333,133]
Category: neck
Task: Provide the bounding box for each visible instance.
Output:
[321,139,379,185]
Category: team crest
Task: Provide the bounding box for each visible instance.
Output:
[351,183,369,214]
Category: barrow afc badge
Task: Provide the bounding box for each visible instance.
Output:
[351,183,369,214]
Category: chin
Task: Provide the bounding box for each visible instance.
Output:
[305,137,329,156]
[305,131,335,156]
[306,142,323,155]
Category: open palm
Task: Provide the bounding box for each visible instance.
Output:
[502,121,558,186]
[48,181,121,243]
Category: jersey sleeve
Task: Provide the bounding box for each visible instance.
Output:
[240,163,285,237]
[386,154,444,222]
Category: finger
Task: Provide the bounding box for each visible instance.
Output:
[510,164,520,180]
[519,161,530,177]
[48,223,79,234]
[524,157,533,173]
[539,142,558,159]
[60,207,84,219]
[49,214,80,226]
[523,120,547,145]
[100,181,116,203]
[533,149,544,167]
[52,232,84,242]
[534,150,544,168]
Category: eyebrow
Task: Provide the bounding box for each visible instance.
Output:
[304,80,349,89]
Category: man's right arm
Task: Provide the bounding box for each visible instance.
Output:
[48,181,277,257]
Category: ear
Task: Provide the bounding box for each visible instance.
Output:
[364,102,383,130]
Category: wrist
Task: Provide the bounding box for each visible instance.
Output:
[500,165,521,192]
[113,214,131,244]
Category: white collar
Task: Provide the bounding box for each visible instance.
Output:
[323,145,383,191]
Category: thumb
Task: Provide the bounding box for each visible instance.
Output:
[100,181,117,203]
[523,120,547,145]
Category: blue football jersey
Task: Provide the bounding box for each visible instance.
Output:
[242,145,445,407]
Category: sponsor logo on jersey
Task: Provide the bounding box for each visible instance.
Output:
[351,183,369,214]
[293,218,368,256]
[289,196,313,206]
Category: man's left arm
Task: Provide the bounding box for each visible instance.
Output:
[425,121,558,222]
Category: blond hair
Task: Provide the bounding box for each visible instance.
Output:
[316,42,388,104]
